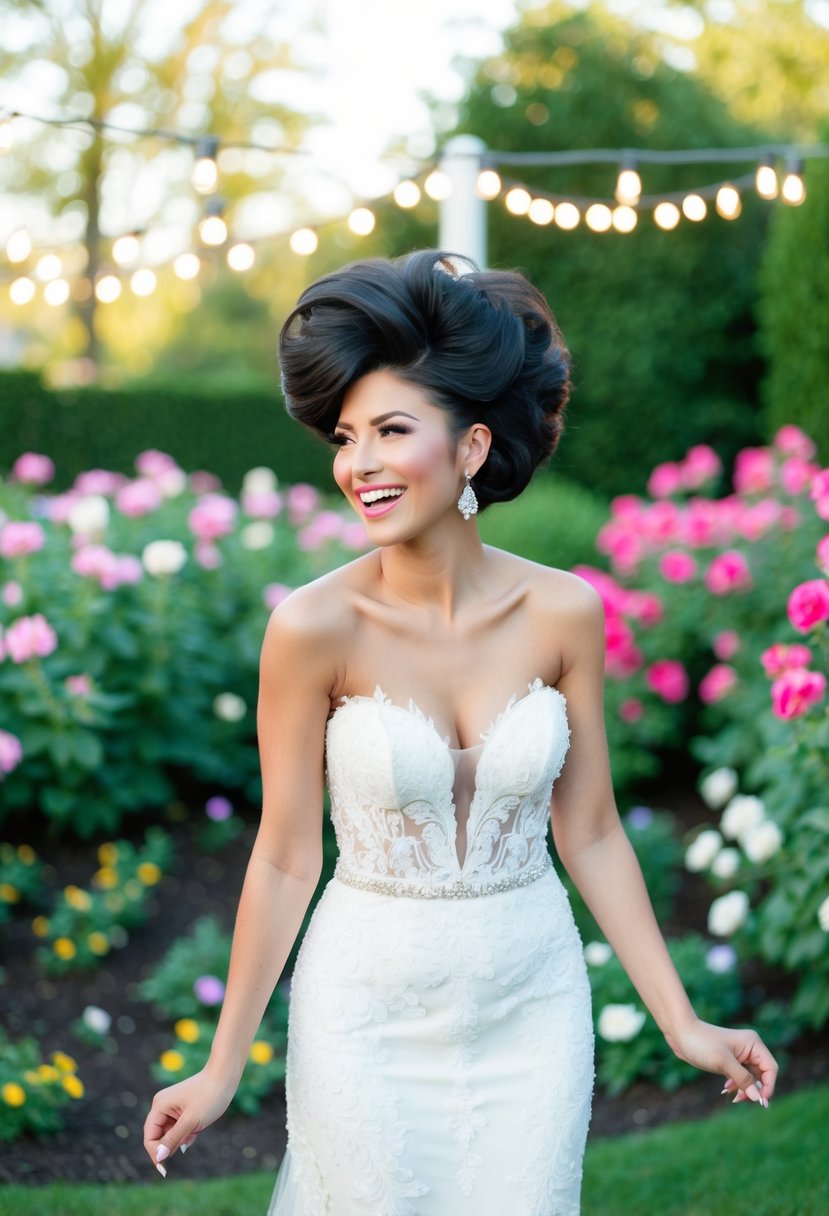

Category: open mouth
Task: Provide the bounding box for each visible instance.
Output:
[357,486,407,517]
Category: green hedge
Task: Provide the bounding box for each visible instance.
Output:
[0,371,334,493]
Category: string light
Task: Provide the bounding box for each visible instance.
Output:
[35,253,62,281]
[585,203,612,232]
[130,268,157,296]
[615,162,642,206]
[781,159,806,205]
[755,155,778,200]
[653,201,681,230]
[476,169,501,199]
[173,252,201,279]
[191,135,219,194]
[95,274,121,303]
[44,278,71,306]
[424,170,452,200]
[393,180,421,208]
[528,197,554,225]
[6,229,32,262]
[112,234,140,265]
[505,187,531,215]
[199,198,228,246]
[10,276,35,305]
[715,184,741,219]
[682,194,707,221]
[554,202,580,230]
[289,227,318,255]
[612,205,637,233]
[227,242,255,271]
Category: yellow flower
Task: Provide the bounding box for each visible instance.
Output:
[93,867,118,890]
[61,1074,84,1099]
[87,932,110,955]
[160,1050,185,1072]
[1,1083,26,1107]
[174,1019,200,1044]
[32,916,50,937]
[17,844,36,864]
[64,885,92,911]
[124,879,143,900]
[37,1065,60,1082]
[52,1052,77,1073]
[97,842,119,866]
[249,1041,274,1065]
[136,861,162,885]
[0,883,20,903]
[54,938,76,960]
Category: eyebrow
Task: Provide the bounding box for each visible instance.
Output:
[334,411,419,432]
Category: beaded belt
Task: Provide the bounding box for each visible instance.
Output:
[333,854,552,899]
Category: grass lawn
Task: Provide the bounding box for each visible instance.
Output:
[3,1083,827,1215]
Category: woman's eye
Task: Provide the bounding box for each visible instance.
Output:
[327,432,350,447]
[378,424,411,437]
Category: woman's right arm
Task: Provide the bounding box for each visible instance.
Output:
[143,594,335,1174]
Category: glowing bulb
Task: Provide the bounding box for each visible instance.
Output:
[10,276,35,305]
[192,136,219,194]
[505,187,531,215]
[113,235,140,266]
[755,163,778,200]
[554,202,580,230]
[715,185,741,220]
[289,228,318,255]
[476,169,502,200]
[199,214,227,246]
[585,204,612,232]
[174,253,201,280]
[781,169,806,206]
[95,274,122,303]
[653,201,681,230]
[35,254,62,281]
[227,242,255,271]
[682,194,707,222]
[44,278,70,306]
[348,208,375,235]
[130,268,157,296]
[528,198,554,225]
[424,170,452,200]
[615,167,642,205]
[612,205,637,233]
[393,180,421,208]
[6,229,31,263]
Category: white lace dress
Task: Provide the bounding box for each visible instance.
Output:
[267,678,594,1215]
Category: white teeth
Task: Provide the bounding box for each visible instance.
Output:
[360,487,405,504]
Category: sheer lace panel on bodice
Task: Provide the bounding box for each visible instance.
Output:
[325,679,571,888]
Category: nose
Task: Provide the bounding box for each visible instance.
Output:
[351,433,383,479]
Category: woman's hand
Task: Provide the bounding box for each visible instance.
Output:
[666,1017,778,1107]
[143,1067,237,1176]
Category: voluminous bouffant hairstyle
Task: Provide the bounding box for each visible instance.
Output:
[277,249,571,510]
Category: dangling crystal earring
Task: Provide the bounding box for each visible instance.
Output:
[457,472,478,521]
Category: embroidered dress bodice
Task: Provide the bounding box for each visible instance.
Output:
[326,678,570,895]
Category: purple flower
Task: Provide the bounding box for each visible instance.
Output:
[625,805,654,831]
[706,944,738,974]
[194,975,225,1005]
[205,795,233,822]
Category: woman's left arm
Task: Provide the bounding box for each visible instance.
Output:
[549,575,778,1107]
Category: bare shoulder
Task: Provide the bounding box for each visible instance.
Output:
[487,548,604,622]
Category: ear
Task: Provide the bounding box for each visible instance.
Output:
[462,423,492,477]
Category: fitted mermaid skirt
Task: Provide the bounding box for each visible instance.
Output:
[267,679,595,1214]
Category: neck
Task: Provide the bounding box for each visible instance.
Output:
[376,520,488,621]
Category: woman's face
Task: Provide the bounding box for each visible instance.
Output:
[331,369,480,541]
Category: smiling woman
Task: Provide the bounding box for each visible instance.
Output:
[142,249,778,1216]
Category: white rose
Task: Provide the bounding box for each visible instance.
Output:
[141,539,187,576]
[584,941,613,967]
[720,795,765,843]
[742,820,783,865]
[597,1003,646,1043]
[707,890,750,937]
[818,895,829,933]
[214,692,246,722]
[684,829,723,873]
[240,521,274,550]
[711,847,741,880]
[67,494,110,536]
[242,466,278,495]
[82,1005,112,1034]
[699,767,739,810]
[157,467,188,498]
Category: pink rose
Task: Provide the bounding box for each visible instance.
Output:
[817,535,829,575]
[11,453,55,485]
[286,483,321,525]
[4,613,58,662]
[263,583,293,610]
[609,494,645,523]
[115,478,163,517]
[195,541,222,569]
[645,659,689,703]
[681,444,721,489]
[761,642,813,678]
[780,456,820,496]
[595,521,644,575]
[642,500,681,544]
[810,470,829,521]
[699,664,738,703]
[704,550,752,595]
[619,698,644,722]
[572,566,630,617]
[713,630,740,661]
[658,550,697,583]
[71,544,120,589]
[733,447,775,495]
[647,461,684,498]
[736,499,780,542]
[0,729,24,777]
[787,579,829,632]
[73,469,125,496]
[621,590,663,628]
[605,616,643,677]
[771,667,827,719]
[2,581,23,607]
[241,490,283,519]
[188,493,237,542]
[65,674,92,695]
[189,470,223,494]
[774,425,816,460]
[0,521,46,558]
[135,449,179,477]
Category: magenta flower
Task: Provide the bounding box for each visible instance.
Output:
[647,461,684,498]
[65,673,92,696]
[188,493,238,542]
[0,730,24,777]
[737,498,781,542]
[241,489,283,519]
[11,452,55,486]
[115,478,163,518]
[609,494,645,524]
[135,449,178,477]
[286,483,321,525]
[733,447,775,495]
[658,550,697,583]
[713,630,740,661]
[71,544,121,590]
[699,664,738,704]
[595,521,645,574]
[194,975,225,1005]
[645,659,689,703]
[771,668,827,719]
[787,579,829,633]
[810,469,829,521]
[760,642,813,678]
[4,613,58,662]
[817,535,829,575]
[774,425,816,460]
[619,697,644,723]
[205,796,233,821]
[705,550,752,595]
[680,498,722,548]
[73,469,126,496]
[605,616,643,677]
[0,521,46,558]
[780,456,819,496]
[681,444,721,489]
[621,589,663,627]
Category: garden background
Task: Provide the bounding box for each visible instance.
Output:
[1,1,829,1213]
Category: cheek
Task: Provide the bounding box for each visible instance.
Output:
[332,450,351,497]
[396,435,456,484]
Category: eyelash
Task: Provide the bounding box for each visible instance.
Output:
[327,423,412,447]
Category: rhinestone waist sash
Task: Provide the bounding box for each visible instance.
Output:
[333,854,553,899]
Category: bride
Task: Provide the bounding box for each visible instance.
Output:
[144,249,777,1213]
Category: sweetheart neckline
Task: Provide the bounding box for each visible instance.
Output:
[327,678,567,755]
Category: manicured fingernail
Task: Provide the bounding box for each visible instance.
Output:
[720,1086,730,1095]
[747,1086,760,1103]
[180,1143,189,1154]
[156,1163,167,1178]
[156,1145,170,1163]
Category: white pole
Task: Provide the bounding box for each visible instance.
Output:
[438,135,488,269]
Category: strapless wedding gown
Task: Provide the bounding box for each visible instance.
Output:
[267,678,594,1216]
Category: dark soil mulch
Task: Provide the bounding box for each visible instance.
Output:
[1,785,826,1188]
